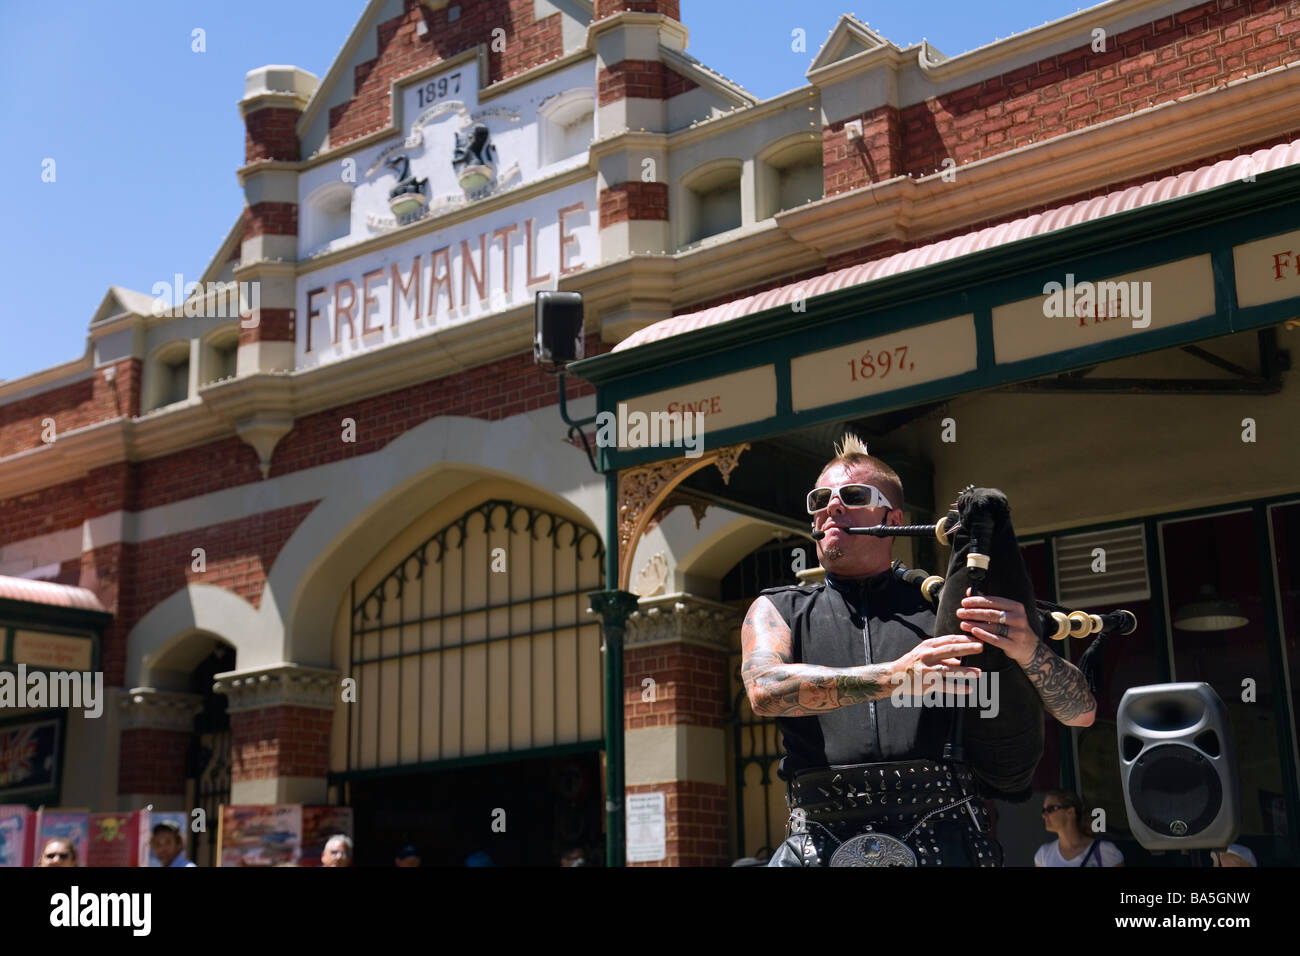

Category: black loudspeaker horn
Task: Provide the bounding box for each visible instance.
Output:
[1117,682,1240,850]
[534,291,584,370]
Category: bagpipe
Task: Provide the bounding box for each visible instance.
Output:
[813,486,1134,801]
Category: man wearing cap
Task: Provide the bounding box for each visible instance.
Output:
[150,820,197,867]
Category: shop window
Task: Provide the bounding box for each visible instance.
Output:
[1161,510,1288,858]
[680,161,742,248]
[539,89,594,167]
[302,182,352,254]
[756,137,823,220]
[200,327,239,385]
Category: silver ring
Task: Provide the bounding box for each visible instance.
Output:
[997,610,1007,625]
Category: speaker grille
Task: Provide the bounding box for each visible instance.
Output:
[1129,744,1222,837]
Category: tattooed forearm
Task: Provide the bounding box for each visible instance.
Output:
[1022,641,1096,725]
[741,596,894,716]
[749,664,893,716]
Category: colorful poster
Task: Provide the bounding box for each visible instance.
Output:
[299,806,353,867]
[88,811,140,867]
[0,718,62,800]
[143,810,189,866]
[0,806,34,867]
[36,808,88,867]
[217,804,302,867]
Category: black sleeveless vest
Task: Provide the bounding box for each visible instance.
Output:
[761,570,954,777]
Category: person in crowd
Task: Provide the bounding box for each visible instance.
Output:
[395,843,421,867]
[1211,844,1257,866]
[38,838,77,867]
[1034,789,1123,866]
[150,820,197,867]
[322,834,353,867]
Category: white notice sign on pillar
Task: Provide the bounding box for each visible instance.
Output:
[626,792,666,863]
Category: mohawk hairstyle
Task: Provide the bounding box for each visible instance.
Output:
[821,432,905,511]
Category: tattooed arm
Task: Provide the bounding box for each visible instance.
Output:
[741,596,985,717]
[1020,641,1096,727]
[955,591,1096,727]
[740,596,891,716]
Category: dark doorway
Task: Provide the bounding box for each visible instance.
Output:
[185,641,234,867]
[348,750,603,866]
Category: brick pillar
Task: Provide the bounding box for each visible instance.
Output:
[117,689,202,810]
[595,0,680,19]
[214,664,338,806]
[623,593,737,866]
[823,104,903,195]
[236,66,317,377]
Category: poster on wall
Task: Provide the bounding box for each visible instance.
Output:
[299,806,354,867]
[0,805,34,867]
[142,810,190,866]
[36,808,88,866]
[217,804,302,867]
[0,717,62,801]
[88,811,141,867]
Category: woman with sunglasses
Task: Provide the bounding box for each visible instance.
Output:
[1034,790,1123,866]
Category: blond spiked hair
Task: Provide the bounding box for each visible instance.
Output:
[821,433,904,512]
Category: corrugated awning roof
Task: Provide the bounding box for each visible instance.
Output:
[614,139,1300,352]
[0,574,106,612]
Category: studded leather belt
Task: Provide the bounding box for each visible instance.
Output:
[786,759,1001,866]
[789,759,975,816]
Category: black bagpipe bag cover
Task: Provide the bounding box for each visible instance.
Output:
[932,488,1044,801]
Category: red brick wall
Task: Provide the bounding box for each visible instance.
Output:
[244,201,298,239]
[240,307,295,345]
[824,0,1300,194]
[84,462,137,519]
[600,181,669,225]
[595,0,680,18]
[118,728,190,795]
[624,643,729,729]
[823,105,903,193]
[598,60,697,106]
[0,480,85,548]
[81,503,316,687]
[328,0,565,147]
[133,437,263,512]
[626,781,728,866]
[230,705,332,781]
[0,360,139,459]
[244,106,302,164]
[268,334,607,478]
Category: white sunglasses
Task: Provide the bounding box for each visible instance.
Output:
[806,483,894,514]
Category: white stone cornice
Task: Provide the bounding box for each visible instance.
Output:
[212,663,340,713]
[118,687,203,732]
[625,592,740,651]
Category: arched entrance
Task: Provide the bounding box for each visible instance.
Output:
[334,496,606,865]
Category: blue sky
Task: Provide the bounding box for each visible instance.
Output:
[0,0,1089,384]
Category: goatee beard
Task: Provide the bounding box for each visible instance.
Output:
[822,545,845,561]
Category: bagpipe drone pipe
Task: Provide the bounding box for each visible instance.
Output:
[814,486,1135,801]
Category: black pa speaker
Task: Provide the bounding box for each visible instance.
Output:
[534,291,584,370]
[1117,682,1240,850]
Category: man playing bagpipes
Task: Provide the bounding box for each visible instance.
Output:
[744,435,1096,866]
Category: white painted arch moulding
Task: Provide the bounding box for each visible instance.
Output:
[265,411,605,669]
[125,583,268,690]
[125,413,604,688]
